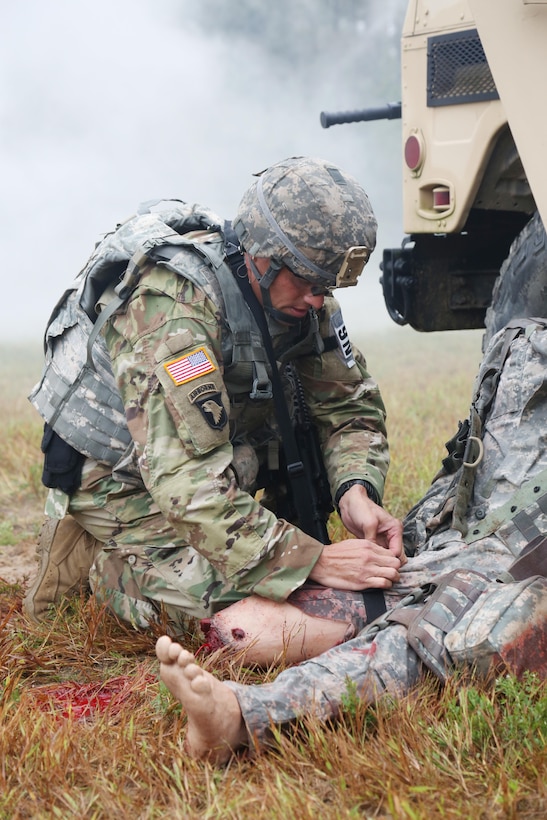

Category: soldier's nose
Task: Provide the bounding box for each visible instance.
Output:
[304,292,325,309]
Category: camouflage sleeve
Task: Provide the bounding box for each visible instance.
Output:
[294,297,390,504]
[104,260,323,602]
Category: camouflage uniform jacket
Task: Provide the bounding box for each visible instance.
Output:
[32,205,390,602]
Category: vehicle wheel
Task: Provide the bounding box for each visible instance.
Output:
[483,211,547,350]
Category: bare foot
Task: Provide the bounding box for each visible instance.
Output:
[156,635,248,764]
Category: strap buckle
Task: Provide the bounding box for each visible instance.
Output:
[250,378,273,401]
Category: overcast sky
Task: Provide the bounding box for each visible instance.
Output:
[1,0,406,345]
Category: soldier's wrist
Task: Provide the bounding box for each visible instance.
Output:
[335,479,380,513]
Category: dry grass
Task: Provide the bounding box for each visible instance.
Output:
[1,332,546,819]
[0,345,45,567]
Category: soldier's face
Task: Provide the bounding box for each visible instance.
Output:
[248,257,325,321]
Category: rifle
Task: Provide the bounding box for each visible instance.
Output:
[229,267,333,542]
[283,364,387,620]
[285,364,333,543]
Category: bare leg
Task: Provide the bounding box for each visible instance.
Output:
[155,635,249,764]
[200,587,367,665]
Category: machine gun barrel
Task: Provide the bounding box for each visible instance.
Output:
[320,102,401,128]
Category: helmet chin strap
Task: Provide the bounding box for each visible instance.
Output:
[247,256,304,326]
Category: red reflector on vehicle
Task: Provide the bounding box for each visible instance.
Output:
[404,134,422,170]
[433,187,451,210]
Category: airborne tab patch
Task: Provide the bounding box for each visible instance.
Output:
[164,347,216,385]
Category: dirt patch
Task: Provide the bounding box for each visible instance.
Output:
[0,497,43,585]
[0,538,38,585]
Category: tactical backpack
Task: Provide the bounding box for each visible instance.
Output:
[29,200,282,492]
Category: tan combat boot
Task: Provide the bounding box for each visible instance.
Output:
[23,515,103,621]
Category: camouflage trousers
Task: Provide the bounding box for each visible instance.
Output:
[226,621,420,749]
[68,474,249,633]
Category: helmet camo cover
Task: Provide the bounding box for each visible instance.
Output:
[233,156,377,289]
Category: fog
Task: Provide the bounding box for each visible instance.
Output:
[1,0,407,344]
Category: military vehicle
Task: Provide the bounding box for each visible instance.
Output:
[322,0,547,344]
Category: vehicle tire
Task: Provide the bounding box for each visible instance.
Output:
[483,211,547,350]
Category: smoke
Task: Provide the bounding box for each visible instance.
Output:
[0,0,406,343]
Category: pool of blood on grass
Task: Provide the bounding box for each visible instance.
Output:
[30,674,155,720]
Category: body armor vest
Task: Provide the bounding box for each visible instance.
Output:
[29,200,321,465]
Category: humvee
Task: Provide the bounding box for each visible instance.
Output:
[322,0,547,344]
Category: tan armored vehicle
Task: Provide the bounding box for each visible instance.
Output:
[322,0,547,341]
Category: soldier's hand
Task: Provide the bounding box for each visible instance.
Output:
[309,538,402,591]
[338,483,406,565]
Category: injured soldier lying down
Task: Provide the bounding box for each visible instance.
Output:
[155,318,547,763]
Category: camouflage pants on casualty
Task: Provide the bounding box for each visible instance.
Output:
[225,321,547,748]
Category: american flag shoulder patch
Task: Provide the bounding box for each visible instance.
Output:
[164,347,216,385]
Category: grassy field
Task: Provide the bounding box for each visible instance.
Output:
[0,330,546,819]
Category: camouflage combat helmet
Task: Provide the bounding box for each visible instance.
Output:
[233,156,377,295]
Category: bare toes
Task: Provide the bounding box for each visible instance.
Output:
[155,635,174,662]
[184,662,205,682]
[167,641,184,661]
[190,674,212,696]
[175,649,196,670]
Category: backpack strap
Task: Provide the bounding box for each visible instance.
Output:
[151,223,274,401]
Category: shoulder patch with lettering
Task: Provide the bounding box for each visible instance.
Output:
[330,309,355,368]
